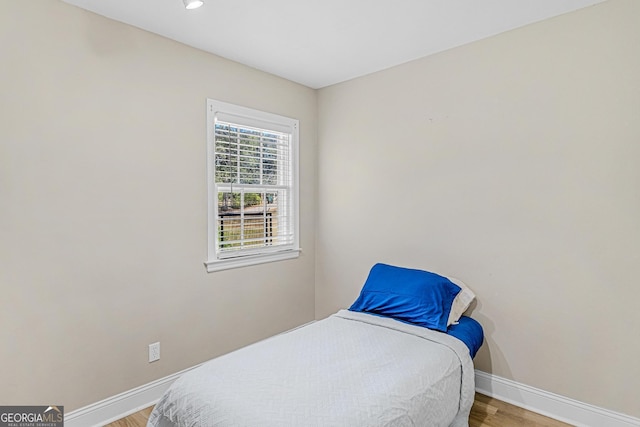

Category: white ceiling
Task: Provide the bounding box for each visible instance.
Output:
[62,0,606,89]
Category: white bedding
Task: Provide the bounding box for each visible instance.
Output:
[148,310,475,427]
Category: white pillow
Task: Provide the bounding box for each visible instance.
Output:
[447,277,476,326]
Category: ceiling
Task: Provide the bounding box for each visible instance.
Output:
[62,0,606,89]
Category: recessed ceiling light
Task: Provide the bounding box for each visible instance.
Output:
[183,0,204,10]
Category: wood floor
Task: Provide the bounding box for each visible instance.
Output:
[469,393,572,427]
[105,393,573,427]
[106,405,152,427]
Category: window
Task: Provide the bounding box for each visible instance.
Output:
[205,99,300,272]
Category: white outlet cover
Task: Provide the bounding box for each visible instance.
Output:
[148,342,160,363]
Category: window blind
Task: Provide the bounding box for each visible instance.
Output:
[213,119,294,258]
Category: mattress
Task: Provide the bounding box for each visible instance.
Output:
[148,310,476,427]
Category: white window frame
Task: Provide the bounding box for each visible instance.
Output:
[205,99,300,272]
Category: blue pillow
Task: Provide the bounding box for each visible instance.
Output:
[349,263,461,332]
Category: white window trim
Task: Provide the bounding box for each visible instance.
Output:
[205,249,301,273]
[205,99,300,273]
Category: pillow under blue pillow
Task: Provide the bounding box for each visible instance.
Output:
[349,263,461,332]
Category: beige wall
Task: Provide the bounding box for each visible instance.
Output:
[317,0,639,418]
[0,1,316,410]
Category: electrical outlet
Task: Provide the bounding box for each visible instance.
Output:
[149,342,160,363]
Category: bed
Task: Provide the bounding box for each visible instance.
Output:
[148,264,484,427]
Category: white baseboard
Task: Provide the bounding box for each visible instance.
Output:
[65,365,639,427]
[65,363,203,427]
[475,370,640,427]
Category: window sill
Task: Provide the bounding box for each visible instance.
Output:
[204,248,301,273]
